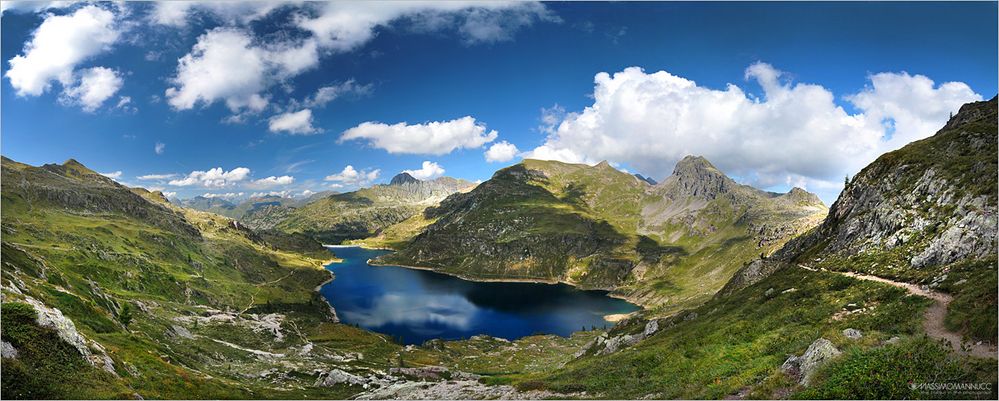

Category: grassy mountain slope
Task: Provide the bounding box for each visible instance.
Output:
[0,157,401,398]
[527,265,995,399]
[379,157,827,311]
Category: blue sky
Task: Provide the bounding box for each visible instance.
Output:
[2,1,996,204]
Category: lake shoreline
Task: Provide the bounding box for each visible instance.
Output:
[363,253,653,310]
[332,245,650,317]
[370,259,644,322]
[319,245,642,340]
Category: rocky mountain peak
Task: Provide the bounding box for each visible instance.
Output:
[671,155,719,176]
[390,172,419,186]
[784,187,824,206]
[40,158,105,182]
[662,155,733,199]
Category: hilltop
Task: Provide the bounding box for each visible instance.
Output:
[377,155,827,311]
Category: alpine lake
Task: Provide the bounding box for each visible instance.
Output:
[319,246,640,344]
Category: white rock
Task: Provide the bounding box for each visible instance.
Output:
[643,319,660,337]
[24,297,116,374]
[1,340,18,359]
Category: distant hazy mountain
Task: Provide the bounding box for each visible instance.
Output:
[241,173,475,243]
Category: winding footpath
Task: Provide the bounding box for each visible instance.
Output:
[798,265,997,359]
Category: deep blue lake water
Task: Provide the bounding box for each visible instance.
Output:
[319,246,640,345]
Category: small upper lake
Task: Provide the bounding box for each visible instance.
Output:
[319,246,640,345]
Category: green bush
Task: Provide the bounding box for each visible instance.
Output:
[797,336,997,399]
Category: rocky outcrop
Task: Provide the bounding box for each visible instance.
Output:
[314,368,367,387]
[354,379,564,400]
[390,366,451,381]
[1,340,18,359]
[719,97,998,302]
[778,97,997,272]
[842,328,863,340]
[780,338,842,386]
[23,297,117,375]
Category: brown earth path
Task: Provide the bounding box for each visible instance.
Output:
[798,264,997,359]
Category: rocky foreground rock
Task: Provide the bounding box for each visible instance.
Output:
[780,338,842,386]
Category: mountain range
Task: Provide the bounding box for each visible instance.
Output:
[375,156,826,310]
[1,97,996,399]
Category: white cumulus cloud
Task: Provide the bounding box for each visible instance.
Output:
[847,71,982,151]
[248,175,295,189]
[165,28,271,112]
[340,116,497,155]
[525,63,980,198]
[484,141,519,163]
[155,142,166,155]
[100,170,122,179]
[403,161,446,180]
[60,67,122,112]
[160,2,554,117]
[268,109,319,135]
[5,5,120,97]
[150,1,287,27]
[297,1,556,52]
[324,165,380,186]
[165,28,320,113]
[250,190,292,198]
[169,167,251,187]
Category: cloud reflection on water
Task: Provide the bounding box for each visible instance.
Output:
[339,292,476,330]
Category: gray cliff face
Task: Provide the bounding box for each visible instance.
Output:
[722,97,997,294]
[826,166,996,268]
[781,96,997,269]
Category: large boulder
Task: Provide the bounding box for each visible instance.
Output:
[1,340,18,359]
[780,338,842,386]
[314,369,367,387]
[842,328,863,340]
